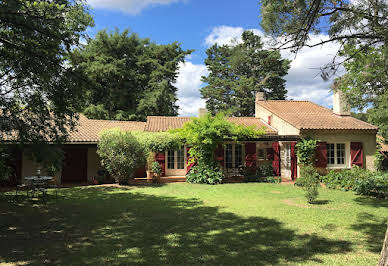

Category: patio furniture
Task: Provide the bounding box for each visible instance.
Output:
[22,175,54,198]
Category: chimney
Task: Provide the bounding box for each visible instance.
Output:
[333,90,350,116]
[198,108,208,118]
[255,91,265,102]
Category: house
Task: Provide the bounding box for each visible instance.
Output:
[11,91,378,184]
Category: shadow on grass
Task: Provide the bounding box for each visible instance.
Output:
[0,187,352,265]
[311,200,331,205]
[353,196,388,208]
[351,212,387,253]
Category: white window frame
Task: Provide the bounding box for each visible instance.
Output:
[327,143,347,168]
[224,143,245,169]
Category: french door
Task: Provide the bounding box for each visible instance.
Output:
[282,143,291,178]
[165,146,186,176]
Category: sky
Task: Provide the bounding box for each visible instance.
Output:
[86,0,343,116]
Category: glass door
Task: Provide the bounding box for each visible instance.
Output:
[165,146,186,176]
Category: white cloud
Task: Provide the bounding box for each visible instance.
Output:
[174,61,208,116]
[87,0,183,15]
[205,25,263,47]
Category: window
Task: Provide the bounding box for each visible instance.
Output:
[257,149,266,160]
[225,144,244,168]
[167,150,175,169]
[177,148,185,169]
[327,143,346,166]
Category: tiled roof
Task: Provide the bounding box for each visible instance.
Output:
[257,100,378,131]
[68,115,146,143]
[145,116,277,134]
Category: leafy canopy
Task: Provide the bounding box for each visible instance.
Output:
[200,31,290,116]
[172,112,265,164]
[71,29,193,121]
[0,0,93,145]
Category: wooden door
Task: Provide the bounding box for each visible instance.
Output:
[61,148,87,183]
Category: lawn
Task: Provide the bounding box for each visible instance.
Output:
[0,183,387,265]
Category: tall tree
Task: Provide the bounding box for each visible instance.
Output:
[335,45,387,141]
[0,0,93,144]
[71,29,192,121]
[201,31,290,116]
[260,0,387,73]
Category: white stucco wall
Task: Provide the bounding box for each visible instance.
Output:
[255,105,299,135]
[301,130,377,171]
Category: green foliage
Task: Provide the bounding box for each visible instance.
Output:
[173,112,264,165]
[375,149,384,171]
[322,167,388,198]
[133,132,182,153]
[0,0,94,144]
[201,31,290,116]
[336,45,388,140]
[151,162,162,176]
[26,144,65,176]
[0,146,12,181]
[97,129,145,184]
[240,164,275,183]
[71,29,192,121]
[186,161,224,185]
[260,0,386,53]
[296,165,320,204]
[295,138,318,166]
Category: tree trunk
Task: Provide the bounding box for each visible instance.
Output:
[378,225,388,266]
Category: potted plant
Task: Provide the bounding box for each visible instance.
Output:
[146,152,155,180]
[151,161,162,183]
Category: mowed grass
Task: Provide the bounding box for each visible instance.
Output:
[0,183,387,265]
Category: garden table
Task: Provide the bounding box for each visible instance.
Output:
[24,176,53,197]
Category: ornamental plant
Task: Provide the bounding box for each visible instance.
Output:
[295,138,318,166]
[98,129,145,184]
[172,112,264,184]
[297,165,320,204]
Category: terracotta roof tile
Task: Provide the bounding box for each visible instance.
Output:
[257,100,378,131]
[145,116,277,134]
[68,115,146,143]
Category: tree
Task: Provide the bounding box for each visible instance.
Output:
[71,29,192,121]
[200,31,290,116]
[335,45,388,141]
[0,0,93,145]
[260,0,387,52]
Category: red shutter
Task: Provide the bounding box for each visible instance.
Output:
[215,144,224,167]
[351,142,364,168]
[245,142,257,168]
[155,152,166,177]
[186,147,196,174]
[315,142,327,168]
[272,142,280,176]
[290,142,297,179]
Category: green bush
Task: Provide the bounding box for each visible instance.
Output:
[0,146,12,182]
[297,165,320,204]
[295,138,318,166]
[239,164,275,183]
[322,167,388,198]
[151,161,162,176]
[186,161,224,185]
[98,129,145,184]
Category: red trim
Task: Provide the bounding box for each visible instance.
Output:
[268,116,272,125]
[315,142,328,168]
[351,142,364,168]
[155,152,166,177]
[215,144,224,167]
[245,142,256,168]
[272,142,280,176]
[186,147,196,174]
[290,142,297,179]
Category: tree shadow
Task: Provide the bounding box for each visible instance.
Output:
[353,196,388,208]
[0,187,352,265]
[311,200,331,205]
[351,212,387,253]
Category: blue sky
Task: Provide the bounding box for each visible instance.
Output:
[87,0,342,116]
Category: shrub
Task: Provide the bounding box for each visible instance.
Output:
[151,161,162,176]
[295,138,318,166]
[353,172,388,198]
[98,129,145,184]
[239,164,275,183]
[0,146,12,182]
[186,161,224,185]
[297,165,320,204]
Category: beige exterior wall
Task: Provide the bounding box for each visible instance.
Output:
[255,105,299,135]
[301,130,377,171]
[21,152,61,184]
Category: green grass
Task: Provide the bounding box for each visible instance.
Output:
[0,183,387,265]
